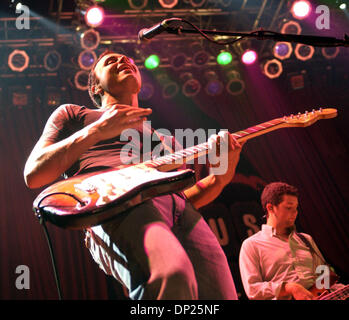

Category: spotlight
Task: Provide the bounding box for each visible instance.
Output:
[128,0,148,9]
[189,0,206,7]
[321,47,340,60]
[8,49,29,72]
[262,59,283,79]
[181,73,201,97]
[43,50,62,72]
[171,53,187,70]
[84,5,104,28]
[291,1,311,20]
[158,0,178,9]
[139,82,154,101]
[217,51,233,65]
[241,50,257,65]
[74,70,89,90]
[281,20,302,35]
[273,42,293,60]
[144,54,160,70]
[339,3,347,10]
[78,50,97,70]
[80,28,100,50]
[226,71,245,95]
[294,43,314,61]
[204,71,223,96]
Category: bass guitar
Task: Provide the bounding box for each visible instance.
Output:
[33,108,337,229]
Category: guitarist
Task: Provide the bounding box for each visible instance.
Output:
[239,182,345,300]
[23,51,244,300]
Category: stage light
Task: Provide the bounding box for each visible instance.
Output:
[226,71,245,96]
[339,3,346,10]
[273,42,293,60]
[180,73,201,97]
[262,59,283,79]
[84,5,104,27]
[241,50,257,65]
[281,20,302,35]
[144,54,160,70]
[139,82,154,101]
[321,47,340,60]
[80,28,100,50]
[171,53,187,70]
[291,1,311,20]
[217,51,233,65]
[162,81,179,99]
[189,0,206,7]
[204,71,223,96]
[78,50,97,70]
[128,0,148,9]
[8,49,29,72]
[43,50,62,72]
[74,70,89,90]
[294,43,314,61]
[158,0,178,9]
[193,50,210,67]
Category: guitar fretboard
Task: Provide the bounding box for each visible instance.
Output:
[319,284,349,300]
[144,118,283,171]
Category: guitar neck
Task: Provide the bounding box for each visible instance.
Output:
[145,117,285,172]
[319,284,349,300]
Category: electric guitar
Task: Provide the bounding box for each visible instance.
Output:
[311,284,349,300]
[33,108,337,229]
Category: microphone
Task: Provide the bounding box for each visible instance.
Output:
[138,18,182,42]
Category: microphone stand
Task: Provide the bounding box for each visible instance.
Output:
[163,20,349,47]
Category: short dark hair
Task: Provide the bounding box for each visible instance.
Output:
[88,49,114,107]
[261,182,298,214]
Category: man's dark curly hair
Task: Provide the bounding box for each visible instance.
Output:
[261,182,299,214]
[88,49,114,107]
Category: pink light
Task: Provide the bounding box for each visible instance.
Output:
[241,50,257,65]
[291,1,311,19]
[85,6,104,27]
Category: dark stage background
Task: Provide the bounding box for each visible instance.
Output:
[0,0,348,300]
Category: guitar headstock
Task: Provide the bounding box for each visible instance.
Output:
[282,108,337,127]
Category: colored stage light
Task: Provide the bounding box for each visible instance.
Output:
[262,59,283,79]
[226,70,245,96]
[273,42,293,60]
[144,55,160,69]
[171,53,187,69]
[139,82,154,101]
[193,50,209,67]
[291,1,311,19]
[80,28,100,50]
[78,50,97,70]
[74,70,89,90]
[321,47,340,60]
[217,51,232,65]
[158,0,178,9]
[241,50,257,65]
[85,6,104,27]
[43,50,62,71]
[339,3,346,10]
[8,49,29,72]
[294,43,314,61]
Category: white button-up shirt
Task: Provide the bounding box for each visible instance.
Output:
[239,224,326,300]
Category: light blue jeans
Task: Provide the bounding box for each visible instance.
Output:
[85,193,238,300]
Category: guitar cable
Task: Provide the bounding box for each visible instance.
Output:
[39,215,63,300]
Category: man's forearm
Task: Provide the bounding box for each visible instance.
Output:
[24,122,101,189]
[183,174,226,209]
